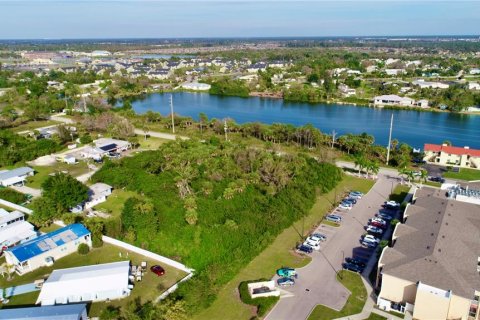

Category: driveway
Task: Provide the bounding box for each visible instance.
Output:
[265,175,397,320]
[10,185,42,198]
[134,128,189,141]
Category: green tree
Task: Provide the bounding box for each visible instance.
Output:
[42,173,89,212]
[30,197,58,226]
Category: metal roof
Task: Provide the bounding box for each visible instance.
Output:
[0,167,34,181]
[7,224,90,263]
[0,303,87,320]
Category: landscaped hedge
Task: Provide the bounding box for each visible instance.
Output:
[0,188,28,204]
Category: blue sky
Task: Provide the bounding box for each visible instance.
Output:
[0,1,478,39]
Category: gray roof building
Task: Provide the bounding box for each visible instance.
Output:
[0,303,87,320]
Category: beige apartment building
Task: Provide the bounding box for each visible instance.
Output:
[376,187,480,320]
[424,144,480,169]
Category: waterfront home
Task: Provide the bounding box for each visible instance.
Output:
[373,95,415,107]
[376,187,480,319]
[415,99,429,108]
[36,261,131,305]
[5,224,92,275]
[338,84,356,97]
[0,167,34,187]
[423,143,480,169]
[181,82,211,91]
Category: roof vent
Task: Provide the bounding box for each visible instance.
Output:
[445,222,448,226]
[438,249,442,252]
[431,233,434,236]
[442,235,445,238]
[427,246,431,249]
[435,220,438,223]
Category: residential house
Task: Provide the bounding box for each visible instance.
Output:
[373,95,415,107]
[338,84,356,97]
[181,82,211,91]
[0,303,88,320]
[0,209,37,248]
[468,82,480,90]
[5,224,92,275]
[84,183,112,209]
[0,167,34,187]
[423,143,480,169]
[36,261,131,305]
[94,138,131,153]
[415,99,429,108]
[385,69,406,76]
[470,68,480,75]
[376,187,480,319]
[412,79,449,89]
[247,62,267,73]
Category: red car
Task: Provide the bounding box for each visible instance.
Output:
[150,265,165,276]
[369,221,387,229]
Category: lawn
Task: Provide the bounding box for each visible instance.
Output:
[364,313,387,320]
[389,185,410,203]
[443,167,480,181]
[194,175,374,320]
[26,162,91,189]
[93,189,141,218]
[138,136,169,150]
[0,243,187,316]
[308,270,367,320]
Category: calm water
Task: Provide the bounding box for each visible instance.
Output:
[130,92,480,149]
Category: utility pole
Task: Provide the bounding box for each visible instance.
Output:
[331,130,337,149]
[170,95,175,134]
[224,119,228,141]
[386,113,394,165]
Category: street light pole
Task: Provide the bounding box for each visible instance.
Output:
[170,95,175,134]
[386,113,394,165]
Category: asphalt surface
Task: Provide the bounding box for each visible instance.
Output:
[265,175,397,320]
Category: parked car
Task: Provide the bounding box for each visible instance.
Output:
[412,158,426,164]
[342,262,364,273]
[429,176,445,183]
[303,240,321,251]
[366,225,384,236]
[384,201,400,208]
[297,244,313,254]
[361,240,377,248]
[277,277,295,287]
[350,191,364,197]
[311,233,327,242]
[376,212,394,221]
[326,214,342,223]
[371,217,387,225]
[276,267,297,278]
[369,221,387,229]
[150,265,165,276]
[363,234,381,244]
[345,257,367,268]
[253,286,271,294]
[338,203,352,210]
[344,197,357,204]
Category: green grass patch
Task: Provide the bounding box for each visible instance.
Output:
[10,120,60,133]
[322,220,340,227]
[138,136,169,150]
[27,162,90,189]
[443,167,480,181]
[0,291,40,309]
[0,243,187,316]
[194,176,374,320]
[363,313,387,320]
[424,181,441,188]
[93,189,141,218]
[389,185,410,203]
[308,270,367,320]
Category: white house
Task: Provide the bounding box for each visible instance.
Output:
[0,167,34,187]
[181,82,211,91]
[85,183,112,209]
[373,95,415,107]
[385,69,406,76]
[5,224,92,275]
[468,82,480,90]
[0,209,37,248]
[36,261,131,305]
[338,84,356,97]
[469,68,480,75]
[415,99,429,108]
[0,303,88,320]
[94,138,131,153]
[412,79,449,89]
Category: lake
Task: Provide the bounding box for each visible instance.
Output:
[130,92,480,149]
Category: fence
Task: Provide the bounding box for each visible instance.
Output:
[0,199,32,215]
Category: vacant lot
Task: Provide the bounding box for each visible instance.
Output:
[307,270,367,320]
[10,120,60,133]
[443,167,480,181]
[93,189,141,218]
[0,243,187,316]
[27,162,90,188]
[194,175,374,320]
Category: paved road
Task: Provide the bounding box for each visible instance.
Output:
[265,175,397,320]
[133,128,189,141]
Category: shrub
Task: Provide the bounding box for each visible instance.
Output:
[77,243,90,255]
[0,188,27,204]
[238,280,279,317]
[80,134,93,144]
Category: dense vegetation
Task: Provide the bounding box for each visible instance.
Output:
[92,139,342,314]
[0,130,61,166]
[0,188,27,204]
[209,78,250,97]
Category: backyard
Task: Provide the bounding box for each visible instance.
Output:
[93,189,141,218]
[0,243,187,316]
[307,270,367,320]
[26,162,91,189]
[194,175,374,320]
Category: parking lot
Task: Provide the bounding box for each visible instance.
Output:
[265,175,398,320]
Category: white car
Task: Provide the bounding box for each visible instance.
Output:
[385,201,400,207]
[363,235,381,244]
[371,217,387,226]
[306,235,322,245]
[338,203,352,210]
[303,240,321,251]
[366,226,384,235]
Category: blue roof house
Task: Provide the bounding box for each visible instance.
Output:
[0,303,87,320]
[5,224,92,275]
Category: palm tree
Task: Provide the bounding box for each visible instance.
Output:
[366,160,380,179]
[353,153,366,176]
[419,169,428,185]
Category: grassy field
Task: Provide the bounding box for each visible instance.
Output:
[443,167,480,181]
[389,185,410,203]
[10,120,60,133]
[26,162,91,189]
[0,243,187,316]
[363,313,387,320]
[194,175,374,320]
[138,136,169,150]
[308,271,367,320]
[93,189,141,218]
